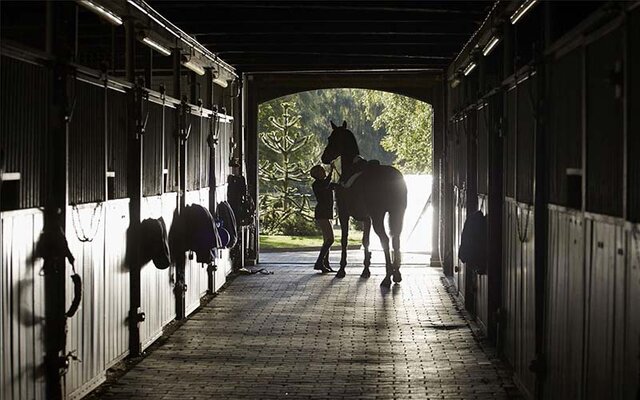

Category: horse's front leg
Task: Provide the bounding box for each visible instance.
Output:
[361,218,371,278]
[336,214,349,278]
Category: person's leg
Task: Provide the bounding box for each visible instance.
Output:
[315,219,334,272]
[321,220,334,269]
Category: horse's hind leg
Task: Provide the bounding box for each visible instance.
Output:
[336,213,350,278]
[361,218,371,278]
[389,209,405,283]
[371,214,392,287]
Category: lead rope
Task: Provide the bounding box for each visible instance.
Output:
[70,202,104,242]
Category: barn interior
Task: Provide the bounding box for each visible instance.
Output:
[1,1,639,399]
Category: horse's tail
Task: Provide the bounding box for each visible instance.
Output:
[389,179,407,238]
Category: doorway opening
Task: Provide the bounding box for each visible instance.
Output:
[257,88,433,266]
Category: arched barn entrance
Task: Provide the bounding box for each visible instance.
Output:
[243,72,446,270]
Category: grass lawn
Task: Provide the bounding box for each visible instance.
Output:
[260,230,362,250]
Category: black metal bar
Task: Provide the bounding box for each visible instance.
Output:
[44,1,75,398]
[173,47,187,320]
[487,93,503,344]
[126,18,144,357]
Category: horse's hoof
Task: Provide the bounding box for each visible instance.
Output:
[392,271,402,283]
[336,269,346,278]
[380,277,391,287]
[360,268,370,278]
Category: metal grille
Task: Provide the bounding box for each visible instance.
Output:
[477,106,489,195]
[628,8,640,222]
[200,115,212,189]
[164,106,178,193]
[516,77,536,204]
[547,48,582,207]
[0,55,49,210]
[216,118,232,186]
[107,89,128,199]
[504,88,516,198]
[69,79,106,205]
[586,28,623,217]
[454,118,467,189]
[186,112,202,191]
[143,101,164,196]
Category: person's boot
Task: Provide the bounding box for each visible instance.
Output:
[314,243,334,273]
[322,251,334,272]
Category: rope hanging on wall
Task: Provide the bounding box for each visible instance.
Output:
[70,202,104,242]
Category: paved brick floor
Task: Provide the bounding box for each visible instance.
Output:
[97,263,520,399]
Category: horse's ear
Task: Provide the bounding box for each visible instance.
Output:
[342,120,347,128]
[330,121,337,129]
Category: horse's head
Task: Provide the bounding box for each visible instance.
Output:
[321,120,359,164]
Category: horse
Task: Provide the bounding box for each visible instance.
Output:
[321,121,407,287]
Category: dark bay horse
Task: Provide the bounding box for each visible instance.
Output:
[321,121,407,287]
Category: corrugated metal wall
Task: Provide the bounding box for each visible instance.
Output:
[584,217,626,399]
[0,55,50,210]
[184,188,213,316]
[454,187,466,297]
[475,196,489,331]
[140,194,177,348]
[502,199,535,397]
[445,4,640,400]
[544,207,585,399]
[625,225,640,399]
[65,202,107,398]
[69,80,106,205]
[103,199,130,367]
[1,209,46,400]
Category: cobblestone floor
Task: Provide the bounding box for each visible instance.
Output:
[97,262,520,399]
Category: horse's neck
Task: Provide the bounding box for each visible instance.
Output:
[340,151,358,176]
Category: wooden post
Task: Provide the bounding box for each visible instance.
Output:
[44,2,75,397]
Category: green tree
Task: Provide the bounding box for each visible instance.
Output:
[360,91,433,174]
[259,102,316,234]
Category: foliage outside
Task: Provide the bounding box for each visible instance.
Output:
[258,89,432,237]
[258,102,317,234]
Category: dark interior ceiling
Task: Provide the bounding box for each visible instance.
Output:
[151,1,493,73]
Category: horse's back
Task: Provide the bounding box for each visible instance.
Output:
[360,165,407,211]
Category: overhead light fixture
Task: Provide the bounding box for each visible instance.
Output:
[510,0,538,25]
[212,77,228,88]
[140,35,172,56]
[482,36,500,56]
[77,0,122,26]
[463,62,477,76]
[182,57,205,76]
